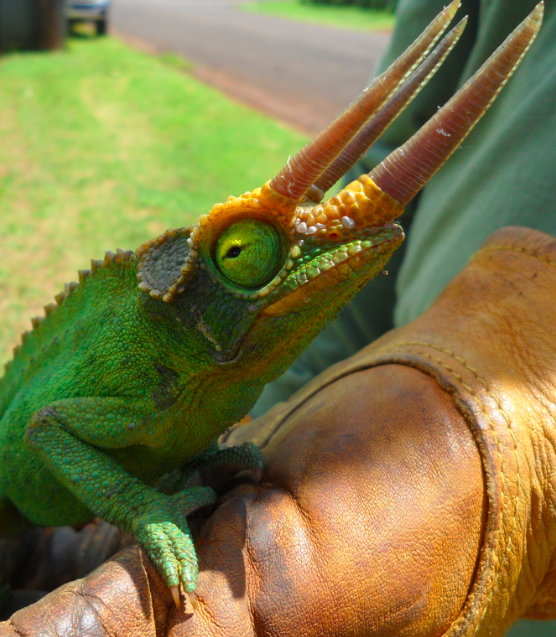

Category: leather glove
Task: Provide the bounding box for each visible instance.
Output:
[1,226,555,636]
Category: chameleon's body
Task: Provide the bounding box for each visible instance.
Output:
[0,249,250,525]
[0,179,403,594]
[0,0,542,603]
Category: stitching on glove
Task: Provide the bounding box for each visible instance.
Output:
[476,244,556,267]
[375,340,521,635]
[386,340,520,539]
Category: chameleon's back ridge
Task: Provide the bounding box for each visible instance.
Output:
[0,0,543,608]
[0,250,136,410]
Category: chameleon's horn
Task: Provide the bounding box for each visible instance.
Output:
[369,1,544,207]
[292,3,542,241]
[267,0,460,203]
[309,17,467,198]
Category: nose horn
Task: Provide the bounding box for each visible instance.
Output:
[369,2,544,207]
[267,0,461,203]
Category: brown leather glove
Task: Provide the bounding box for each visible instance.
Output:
[2,226,556,636]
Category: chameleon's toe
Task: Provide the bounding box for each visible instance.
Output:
[251,466,264,483]
[226,442,265,473]
[138,520,200,591]
[137,521,186,588]
[192,442,266,491]
[135,486,217,593]
[188,591,198,611]
[167,522,199,592]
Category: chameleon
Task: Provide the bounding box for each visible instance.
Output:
[0,0,542,608]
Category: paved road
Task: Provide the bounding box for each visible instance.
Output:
[111,0,391,133]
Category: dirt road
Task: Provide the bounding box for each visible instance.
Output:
[111,0,390,133]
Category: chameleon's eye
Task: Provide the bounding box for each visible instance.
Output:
[216,220,282,288]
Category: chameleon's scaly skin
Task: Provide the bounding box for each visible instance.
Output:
[0,177,403,593]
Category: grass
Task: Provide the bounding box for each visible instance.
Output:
[0,36,307,367]
[239,1,395,32]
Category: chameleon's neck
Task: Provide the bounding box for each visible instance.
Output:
[136,289,266,446]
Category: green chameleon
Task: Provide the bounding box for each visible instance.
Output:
[0,1,541,607]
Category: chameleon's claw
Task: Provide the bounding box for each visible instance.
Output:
[188,591,198,611]
[170,585,181,609]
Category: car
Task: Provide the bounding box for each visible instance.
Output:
[67,0,111,36]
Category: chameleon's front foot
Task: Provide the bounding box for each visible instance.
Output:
[168,441,266,493]
[132,486,216,599]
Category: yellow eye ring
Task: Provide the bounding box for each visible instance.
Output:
[215,220,283,288]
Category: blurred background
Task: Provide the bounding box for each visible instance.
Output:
[0,0,392,367]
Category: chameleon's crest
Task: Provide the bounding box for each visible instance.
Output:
[136,228,193,301]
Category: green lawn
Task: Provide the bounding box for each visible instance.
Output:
[239,1,395,32]
[0,37,307,367]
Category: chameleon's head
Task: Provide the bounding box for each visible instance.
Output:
[135,1,542,381]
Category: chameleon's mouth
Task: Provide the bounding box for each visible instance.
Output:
[260,224,404,318]
[210,225,403,370]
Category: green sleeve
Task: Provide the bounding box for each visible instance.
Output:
[395,0,556,328]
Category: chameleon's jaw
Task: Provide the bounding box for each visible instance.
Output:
[208,223,402,367]
[229,224,403,378]
[260,224,403,318]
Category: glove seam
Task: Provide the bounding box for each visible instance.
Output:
[244,499,266,636]
[136,547,167,637]
[367,340,522,637]
[475,244,556,267]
